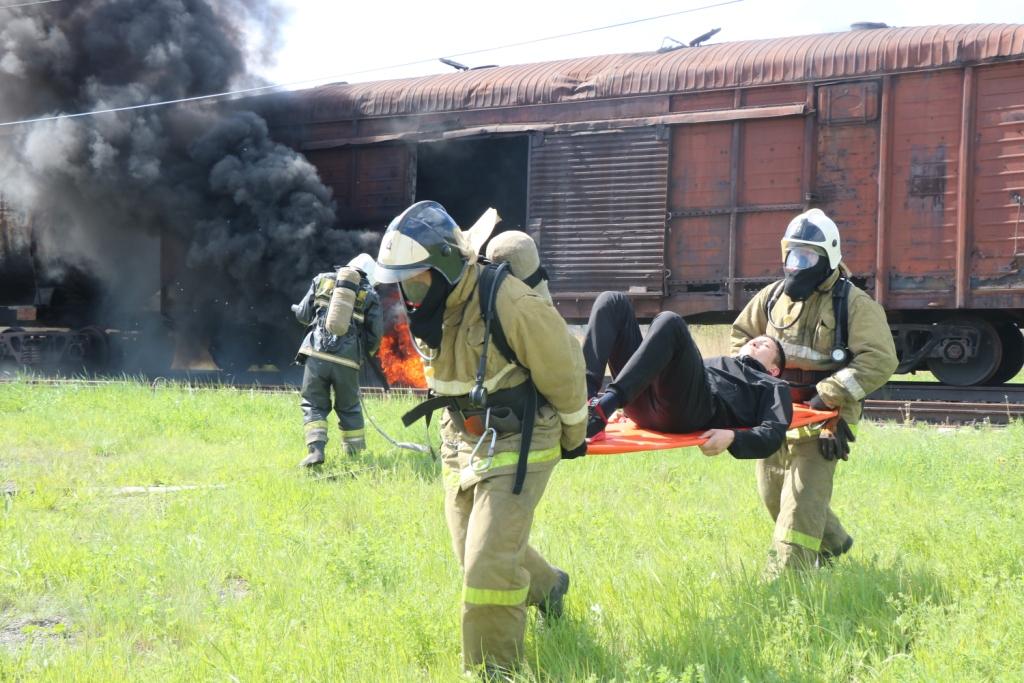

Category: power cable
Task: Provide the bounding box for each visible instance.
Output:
[0,0,743,128]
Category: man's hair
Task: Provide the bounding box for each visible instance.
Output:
[768,336,786,371]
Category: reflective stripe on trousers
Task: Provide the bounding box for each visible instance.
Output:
[757,439,849,571]
[444,468,559,669]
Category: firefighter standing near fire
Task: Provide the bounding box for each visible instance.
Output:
[292,253,382,467]
[731,209,897,574]
[375,201,587,678]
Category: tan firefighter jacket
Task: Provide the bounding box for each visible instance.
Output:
[731,267,898,438]
[422,264,588,489]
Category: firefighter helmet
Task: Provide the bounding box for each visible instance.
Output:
[781,208,842,270]
[375,201,467,285]
[347,252,377,286]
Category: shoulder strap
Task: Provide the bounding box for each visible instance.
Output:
[832,277,851,353]
[478,262,519,366]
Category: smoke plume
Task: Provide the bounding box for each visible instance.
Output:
[0,0,369,367]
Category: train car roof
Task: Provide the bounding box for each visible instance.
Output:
[261,23,1024,122]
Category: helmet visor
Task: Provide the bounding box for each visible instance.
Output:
[375,264,428,285]
[399,270,433,305]
[784,246,822,274]
[784,217,828,243]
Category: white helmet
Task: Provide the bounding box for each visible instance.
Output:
[781,209,841,270]
[347,252,377,286]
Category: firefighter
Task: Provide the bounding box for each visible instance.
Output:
[292,253,383,467]
[731,209,898,574]
[375,201,587,677]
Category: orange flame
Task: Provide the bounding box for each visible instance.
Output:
[379,320,427,388]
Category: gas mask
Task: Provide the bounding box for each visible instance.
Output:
[403,271,451,349]
[782,246,831,301]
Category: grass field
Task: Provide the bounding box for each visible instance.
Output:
[2,380,1023,682]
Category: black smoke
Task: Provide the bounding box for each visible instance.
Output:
[0,0,369,368]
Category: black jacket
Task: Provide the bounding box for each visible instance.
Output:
[703,356,793,460]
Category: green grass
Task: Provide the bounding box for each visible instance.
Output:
[2,381,1023,682]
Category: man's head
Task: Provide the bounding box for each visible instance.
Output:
[738,335,786,377]
[780,208,840,301]
[375,201,468,290]
[375,201,468,348]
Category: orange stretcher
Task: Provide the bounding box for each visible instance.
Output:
[586,405,838,455]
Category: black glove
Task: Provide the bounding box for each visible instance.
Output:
[561,441,587,460]
[819,417,855,461]
[807,393,830,411]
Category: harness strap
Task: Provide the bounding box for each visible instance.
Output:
[512,383,537,495]
[521,265,548,289]
[478,262,519,366]
[833,278,850,354]
[402,394,453,428]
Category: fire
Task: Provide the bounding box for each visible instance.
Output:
[379,319,426,388]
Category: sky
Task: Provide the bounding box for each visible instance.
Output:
[261,0,1022,89]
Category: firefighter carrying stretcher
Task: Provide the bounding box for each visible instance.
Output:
[732,209,898,574]
[583,291,793,459]
[375,201,588,678]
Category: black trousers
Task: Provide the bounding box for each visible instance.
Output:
[582,291,715,433]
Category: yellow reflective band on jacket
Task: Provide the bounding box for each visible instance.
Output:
[314,276,336,305]
[782,528,822,552]
[463,584,529,606]
[834,367,866,400]
[559,404,588,426]
[429,362,518,395]
[488,445,560,471]
[787,423,823,441]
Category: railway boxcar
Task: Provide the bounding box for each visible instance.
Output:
[254,24,1024,385]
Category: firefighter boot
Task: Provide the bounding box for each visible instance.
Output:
[342,436,366,457]
[820,535,854,567]
[536,569,570,620]
[300,441,326,468]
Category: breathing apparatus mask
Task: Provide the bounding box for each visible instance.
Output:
[782,246,831,301]
[402,269,451,349]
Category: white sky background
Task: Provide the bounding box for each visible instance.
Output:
[261,0,1022,88]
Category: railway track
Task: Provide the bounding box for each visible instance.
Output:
[4,376,1024,425]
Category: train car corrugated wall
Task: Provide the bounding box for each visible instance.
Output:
[884,69,964,308]
[971,61,1024,305]
[527,129,669,295]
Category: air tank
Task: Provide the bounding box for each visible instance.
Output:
[325,266,361,336]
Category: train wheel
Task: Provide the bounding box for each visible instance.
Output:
[927,317,1001,386]
[78,326,110,372]
[988,323,1024,385]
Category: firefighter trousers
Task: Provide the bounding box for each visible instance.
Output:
[757,439,852,573]
[444,468,560,670]
[299,356,365,451]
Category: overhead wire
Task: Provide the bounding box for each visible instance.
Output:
[0,0,65,9]
[0,0,743,128]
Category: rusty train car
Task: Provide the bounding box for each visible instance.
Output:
[255,23,1024,386]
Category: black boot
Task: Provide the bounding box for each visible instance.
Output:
[820,536,854,567]
[537,569,570,620]
[300,441,326,468]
